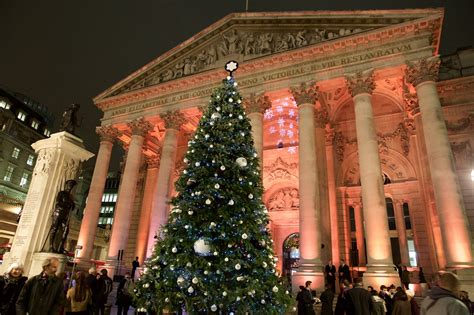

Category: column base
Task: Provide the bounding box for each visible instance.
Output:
[362,264,400,291]
[451,267,474,297]
[292,263,324,294]
[29,252,68,277]
[73,258,98,272]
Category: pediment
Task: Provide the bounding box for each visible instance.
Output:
[96,9,443,102]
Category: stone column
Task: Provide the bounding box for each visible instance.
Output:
[0,132,93,276]
[345,69,398,287]
[289,81,324,293]
[244,93,271,169]
[353,201,367,266]
[406,56,473,268]
[77,126,119,260]
[394,200,410,266]
[314,105,331,264]
[134,156,160,264]
[326,128,340,265]
[107,118,153,263]
[147,110,185,257]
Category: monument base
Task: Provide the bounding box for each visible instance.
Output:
[453,268,474,297]
[29,252,68,277]
[292,269,325,295]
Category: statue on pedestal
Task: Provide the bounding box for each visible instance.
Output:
[44,180,77,253]
[58,103,81,134]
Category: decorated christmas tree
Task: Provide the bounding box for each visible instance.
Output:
[133,62,293,314]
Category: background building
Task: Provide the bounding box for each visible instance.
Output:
[0,87,53,247]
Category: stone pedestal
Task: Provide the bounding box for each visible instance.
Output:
[0,132,93,276]
[455,268,474,297]
[362,271,401,292]
[29,252,68,276]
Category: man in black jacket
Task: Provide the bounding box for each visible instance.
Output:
[16,257,64,315]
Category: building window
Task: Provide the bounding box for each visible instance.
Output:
[349,206,356,232]
[11,147,20,159]
[0,100,11,109]
[408,239,417,266]
[44,128,51,137]
[19,173,29,187]
[386,198,397,230]
[403,202,412,230]
[4,166,14,181]
[31,120,40,130]
[26,154,35,166]
[102,193,118,203]
[100,206,114,214]
[17,111,27,121]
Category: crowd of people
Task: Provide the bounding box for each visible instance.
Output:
[296,262,473,315]
[0,257,127,315]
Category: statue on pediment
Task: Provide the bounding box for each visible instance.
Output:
[223,29,242,55]
[258,33,273,54]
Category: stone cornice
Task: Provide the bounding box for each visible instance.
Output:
[345,69,375,96]
[405,56,440,87]
[290,81,319,106]
[95,11,442,110]
[243,93,271,114]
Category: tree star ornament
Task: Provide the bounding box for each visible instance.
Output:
[225,60,239,76]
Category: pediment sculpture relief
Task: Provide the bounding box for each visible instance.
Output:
[267,188,299,211]
[127,27,370,93]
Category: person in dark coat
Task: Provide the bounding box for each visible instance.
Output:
[401,266,410,290]
[338,259,352,284]
[131,257,140,280]
[297,281,316,315]
[335,280,351,315]
[296,285,306,315]
[0,262,28,315]
[346,280,373,315]
[16,257,65,315]
[320,283,335,315]
[325,260,337,293]
[378,285,393,315]
[116,273,134,315]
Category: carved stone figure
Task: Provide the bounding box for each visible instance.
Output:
[174,61,185,78]
[58,103,81,135]
[162,69,174,81]
[244,33,256,55]
[46,180,76,253]
[196,50,209,69]
[295,30,307,47]
[259,33,273,54]
[223,29,241,54]
[268,188,299,211]
[207,46,217,64]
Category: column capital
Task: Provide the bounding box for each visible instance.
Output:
[243,93,271,114]
[314,106,329,128]
[146,154,161,169]
[290,81,319,106]
[325,127,335,146]
[345,69,375,97]
[127,118,154,137]
[96,125,120,143]
[160,110,186,130]
[405,56,440,87]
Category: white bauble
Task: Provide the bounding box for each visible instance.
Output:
[193,239,211,256]
[177,276,185,286]
[211,112,221,120]
[205,199,211,205]
[211,305,217,312]
[228,199,234,205]
[272,286,279,293]
[192,277,198,284]
[172,247,177,253]
[242,233,248,239]
[188,286,194,293]
[235,263,241,270]
[236,157,247,167]
[223,291,227,296]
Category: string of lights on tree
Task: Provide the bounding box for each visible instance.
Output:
[132,61,293,314]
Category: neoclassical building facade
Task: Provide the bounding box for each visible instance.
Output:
[77,9,474,290]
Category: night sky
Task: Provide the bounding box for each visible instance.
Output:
[1,0,473,170]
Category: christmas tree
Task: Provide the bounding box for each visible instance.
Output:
[133,62,293,314]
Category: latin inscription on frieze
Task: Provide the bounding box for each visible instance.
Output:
[109,42,413,117]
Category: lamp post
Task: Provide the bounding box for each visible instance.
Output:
[70,245,83,288]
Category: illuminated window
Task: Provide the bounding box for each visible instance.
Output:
[0,100,11,109]
[4,166,14,181]
[17,111,27,121]
[19,173,29,187]
[11,147,20,159]
[31,120,40,129]
[44,128,51,137]
[408,239,417,266]
[26,154,35,166]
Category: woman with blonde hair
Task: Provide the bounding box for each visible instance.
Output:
[0,262,27,315]
[66,271,91,315]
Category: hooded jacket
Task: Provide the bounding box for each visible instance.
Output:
[420,286,469,315]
